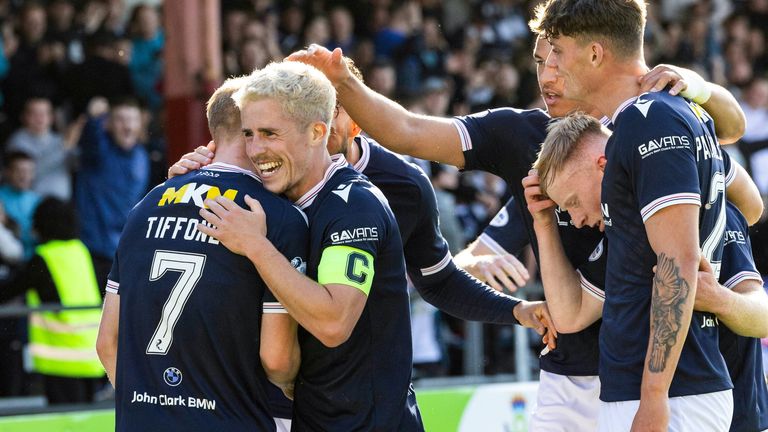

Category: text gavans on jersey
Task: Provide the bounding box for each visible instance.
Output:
[158,182,238,208]
[145,216,219,245]
[637,135,689,158]
[330,227,378,244]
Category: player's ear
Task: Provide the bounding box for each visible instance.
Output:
[310,121,328,146]
[590,42,604,67]
[348,120,361,139]
[597,155,607,172]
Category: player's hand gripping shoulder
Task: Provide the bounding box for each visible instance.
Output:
[167,141,216,178]
[198,195,267,257]
[287,44,352,89]
[513,301,557,351]
[473,253,529,292]
[522,171,557,229]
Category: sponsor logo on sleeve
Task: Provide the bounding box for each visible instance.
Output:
[489,207,509,227]
[723,229,746,246]
[588,239,605,262]
[290,257,307,274]
[330,227,379,244]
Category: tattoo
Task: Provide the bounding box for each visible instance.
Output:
[648,253,691,372]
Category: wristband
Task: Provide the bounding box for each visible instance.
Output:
[679,68,712,105]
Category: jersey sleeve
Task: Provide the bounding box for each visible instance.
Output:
[264,204,310,314]
[316,187,389,296]
[106,251,120,294]
[478,197,530,256]
[402,167,452,280]
[617,99,702,222]
[576,239,607,302]
[453,108,548,180]
[722,149,736,188]
[719,203,762,289]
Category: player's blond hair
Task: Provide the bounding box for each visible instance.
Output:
[206,75,249,140]
[233,61,335,133]
[534,113,610,196]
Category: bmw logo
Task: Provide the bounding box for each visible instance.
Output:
[163,367,183,386]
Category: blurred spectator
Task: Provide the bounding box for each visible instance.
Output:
[303,14,330,47]
[410,284,446,379]
[3,3,63,131]
[64,31,134,116]
[75,97,148,290]
[0,200,23,398]
[329,6,356,53]
[367,58,397,98]
[0,151,41,260]
[277,3,304,54]
[0,197,104,404]
[46,0,84,66]
[429,162,464,253]
[739,77,768,195]
[127,4,163,111]
[6,97,76,201]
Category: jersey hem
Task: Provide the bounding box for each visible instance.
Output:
[641,193,701,222]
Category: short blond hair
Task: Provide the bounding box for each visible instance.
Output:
[534,113,610,196]
[233,61,335,132]
[206,75,249,139]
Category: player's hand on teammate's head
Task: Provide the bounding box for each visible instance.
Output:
[167,141,216,179]
[286,44,350,88]
[513,300,558,351]
[477,254,529,292]
[522,171,557,228]
[198,194,267,257]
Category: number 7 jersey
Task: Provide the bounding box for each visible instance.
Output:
[106,163,309,432]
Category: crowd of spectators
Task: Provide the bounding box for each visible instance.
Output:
[0,0,765,401]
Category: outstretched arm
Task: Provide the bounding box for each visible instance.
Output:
[639,65,745,144]
[287,46,466,167]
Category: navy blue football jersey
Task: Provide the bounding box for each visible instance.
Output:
[354,136,521,324]
[718,202,767,432]
[107,163,309,431]
[454,109,603,376]
[600,92,731,402]
[291,156,422,431]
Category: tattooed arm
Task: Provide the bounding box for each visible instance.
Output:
[631,204,701,432]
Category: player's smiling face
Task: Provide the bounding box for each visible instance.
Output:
[545,35,593,105]
[535,37,581,118]
[241,98,317,201]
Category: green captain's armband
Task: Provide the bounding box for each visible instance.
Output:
[318,245,375,295]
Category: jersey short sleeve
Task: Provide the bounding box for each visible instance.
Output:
[723,150,736,188]
[453,108,549,180]
[615,98,702,222]
[264,204,310,314]
[478,197,530,256]
[401,168,452,279]
[719,202,762,289]
[316,187,390,296]
[106,251,120,294]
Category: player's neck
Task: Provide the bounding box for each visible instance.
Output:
[344,136,361,165]
[286,151,334,202]
[593,61,649,121]
[211,147,255,173]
